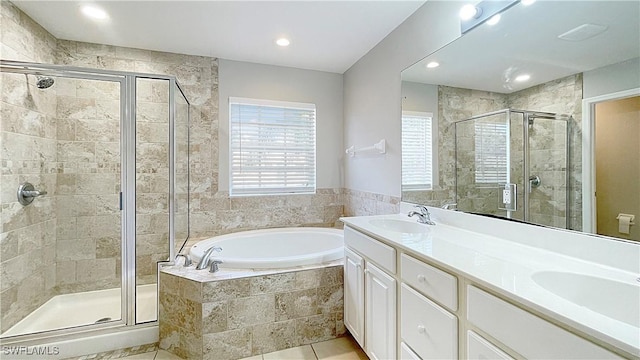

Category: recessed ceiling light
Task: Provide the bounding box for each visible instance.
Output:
[521,0,536,6]
[426,61,440,69]
[486,14,501,26]
[515,74,531,82]
[81,5,109,20]
[460,4,481,21]
[276,38,290,47]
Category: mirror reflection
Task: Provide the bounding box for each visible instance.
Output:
[401,0,639,241]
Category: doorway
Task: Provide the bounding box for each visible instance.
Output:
[594,96,640,240]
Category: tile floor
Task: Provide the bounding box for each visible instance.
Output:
[121,336,368,360]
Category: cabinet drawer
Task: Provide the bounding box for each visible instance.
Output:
[467,286,621,359]
[401,254,457,311]
[400,342,422,360]
[467,331,513,360]
[345,226,396,274]
[401,284,457,360]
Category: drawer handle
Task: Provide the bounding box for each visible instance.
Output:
[417,325,427,334]
[417,274,427,283]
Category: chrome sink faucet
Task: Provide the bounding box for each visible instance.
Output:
[408,205,436,225]
[195,246,223,270]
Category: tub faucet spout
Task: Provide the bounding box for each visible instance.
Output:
[196,246,222,270]
[175,254,192,267]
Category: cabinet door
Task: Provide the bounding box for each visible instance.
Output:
[365,262,397,360]
[344,247,365,347]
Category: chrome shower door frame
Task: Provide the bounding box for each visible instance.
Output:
[453,108,570,226]
[0,60,188,342]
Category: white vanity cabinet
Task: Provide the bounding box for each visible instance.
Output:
[400,254,458,359]
[467,286,622,359]
[365,261,396,360]
[343,226,397,360]
[342,220,629,360]
[344,247,365,346]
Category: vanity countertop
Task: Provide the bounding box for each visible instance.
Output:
[341,211,640,358]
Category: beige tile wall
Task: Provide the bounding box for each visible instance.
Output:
[507,74,583,230]
[343,188,399,217]
[159,266,344,360]
[53,76,122,294]
[406,75,582,228]
[0,0,58,332]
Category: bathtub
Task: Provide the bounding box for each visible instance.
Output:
[189,227,344,269]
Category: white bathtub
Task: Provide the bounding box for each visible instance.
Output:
[189,227,344,269]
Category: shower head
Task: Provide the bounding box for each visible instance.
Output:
[36,75,54,89]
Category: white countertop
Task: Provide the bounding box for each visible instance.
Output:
[341,211,640,358]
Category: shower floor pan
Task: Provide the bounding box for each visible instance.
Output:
[2,284,157,338]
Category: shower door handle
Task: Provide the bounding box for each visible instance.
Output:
[528,175,541,193]
[17,182,47,206]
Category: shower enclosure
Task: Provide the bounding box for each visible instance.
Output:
[454,109,570,228]
[0,60,189,340]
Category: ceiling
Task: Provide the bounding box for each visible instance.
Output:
[13,1,426,74]
[401,1,640,93]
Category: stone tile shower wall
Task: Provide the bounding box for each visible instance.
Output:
[439,86,508,214]
[507,74,583,230]
[53,77,122,294]
[434,74,582,229]
[0,1,58,332]
[158,266,344,360]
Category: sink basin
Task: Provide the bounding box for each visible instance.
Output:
[369,219,429,234]
[532,271,640,327]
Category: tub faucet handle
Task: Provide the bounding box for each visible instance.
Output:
[176,254,192,267]
[209,260,223,273]
[196,245,223,270]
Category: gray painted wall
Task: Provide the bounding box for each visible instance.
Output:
[218,58,344,190]
[343,1,461,197]
[583,57,640,99]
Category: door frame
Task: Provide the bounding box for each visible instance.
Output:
[581,87,640,233]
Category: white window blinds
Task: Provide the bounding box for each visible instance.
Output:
[229,97,316,196]
[402,112,433,190]
[474,121,508,184]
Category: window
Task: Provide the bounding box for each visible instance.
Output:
[229,97,316,196]
[474,121,508,184]
[402,111,433,190]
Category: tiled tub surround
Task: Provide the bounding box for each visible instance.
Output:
[158,263,345,360]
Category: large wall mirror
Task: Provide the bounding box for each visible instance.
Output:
[401,0,639,241]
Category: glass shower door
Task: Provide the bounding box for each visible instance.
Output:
[455,110,515,218]
[526,114,569,228]
[0,71,124,337]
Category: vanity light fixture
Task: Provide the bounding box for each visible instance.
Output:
[515,74,531,82]
[81,5,109,20]
[460,4,482,21]
[486,14,501,26]
[521,0,536,5]
[460,0,518,34]
[276,38,290,47]
[426,61,440,69]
